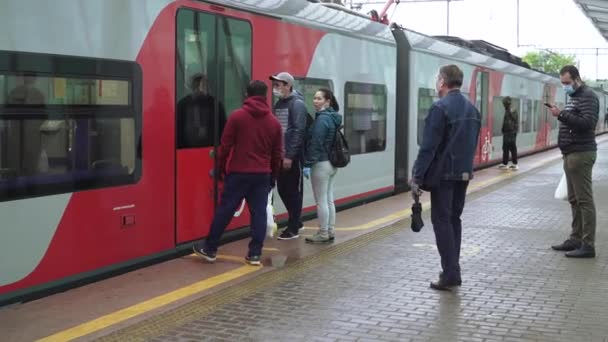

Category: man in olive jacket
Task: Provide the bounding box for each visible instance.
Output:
[549,65,599,258]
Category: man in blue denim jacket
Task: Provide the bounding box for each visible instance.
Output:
[410,64,481,291]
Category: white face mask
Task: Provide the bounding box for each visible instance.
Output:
[273,89,282,98]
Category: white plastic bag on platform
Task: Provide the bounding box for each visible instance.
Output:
[266,190,277,238]
[554,172,568,201]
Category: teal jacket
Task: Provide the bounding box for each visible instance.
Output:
[304,107,342,168]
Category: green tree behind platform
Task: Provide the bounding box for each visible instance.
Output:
[522,50,577,74]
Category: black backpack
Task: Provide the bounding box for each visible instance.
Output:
[329,124,350,168]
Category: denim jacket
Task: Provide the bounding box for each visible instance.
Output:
[412,89,481,190]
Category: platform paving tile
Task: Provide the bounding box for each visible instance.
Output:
[155,145,608,342]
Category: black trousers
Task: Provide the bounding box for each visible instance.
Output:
[204,173,270,256]
[277,158,304,232]
[430,180,469,281]
[502,135,518,165]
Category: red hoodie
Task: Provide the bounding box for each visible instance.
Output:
[218,96,283,179]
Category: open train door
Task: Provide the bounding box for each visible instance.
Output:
[174,7,253,244]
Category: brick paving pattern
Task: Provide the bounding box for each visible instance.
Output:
[153,145,608,342]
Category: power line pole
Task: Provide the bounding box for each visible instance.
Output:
[447,0,450,35]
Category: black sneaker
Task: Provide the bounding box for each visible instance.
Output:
[245,255,261,266]
[551,239,581,252]
[278,230,299,240]
[192,245,217,262]
[565,244,596,258]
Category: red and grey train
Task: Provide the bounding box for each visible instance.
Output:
[1,0,606,305]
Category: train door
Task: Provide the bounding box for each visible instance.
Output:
[175,8,253,244]
[539,84,552,147]
[474,70,490,164]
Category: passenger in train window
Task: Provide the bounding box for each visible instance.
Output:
[410,64,481,291]
[498,96,519,170]
[302,88,342,244]
[192,80,284,266]
[269,72,309,241]
[176,73,227,148]
[7,74,45,105]
[549,65,598,258]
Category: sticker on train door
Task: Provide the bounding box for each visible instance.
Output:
[481,133,493,162]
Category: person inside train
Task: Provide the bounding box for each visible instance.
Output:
[269,72,309,240]
[6,74,47,176]
[498,96,519,170]
[302,88,342,244]
[410,64,481,291]
[192,80,283,266]
[548,65,598,258]
[176,73,226,148]
[7,74,45,105]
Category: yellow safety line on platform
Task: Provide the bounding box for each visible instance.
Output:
[37,256,262,342]
[37,152,566,341]
[303,154,561,232]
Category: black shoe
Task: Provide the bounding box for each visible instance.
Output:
[565,244,595,258]
[278,230,299,240]
[551,239,582,251]
[430,278,460,291]
[245,255,261,266]
[439,272,462,286]
[192,245,217,262]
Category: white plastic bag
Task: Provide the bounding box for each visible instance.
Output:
[554,173,568,201]
[266,190,277,238]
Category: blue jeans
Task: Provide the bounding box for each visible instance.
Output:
[204,173,270,256]
[430,180,469,281]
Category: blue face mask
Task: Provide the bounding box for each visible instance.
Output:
[563,84,575,95]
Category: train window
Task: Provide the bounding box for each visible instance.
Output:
[532,100,541,131]
[416,88,439,146]
[343,82,387,154]
[295,78,334,114]
[270,77,334,115]
[0,51,141,202]
[521,99,533,133]
[492,96,520,137]
[176,10,252,149]
[475,71,489,126]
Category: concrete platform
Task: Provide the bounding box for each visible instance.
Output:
[100,143,608,342]
[1,137,607,342]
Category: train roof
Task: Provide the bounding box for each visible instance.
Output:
[211,0,563,85]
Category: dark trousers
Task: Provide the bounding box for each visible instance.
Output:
[564,151,597,246]
[502,135,517,165]
[430,180,469,281]
[205,173,270,256]
[277,158,303,232]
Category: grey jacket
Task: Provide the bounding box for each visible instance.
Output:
[273,90,308,160]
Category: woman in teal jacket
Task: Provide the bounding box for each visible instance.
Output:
[303,88,342,244]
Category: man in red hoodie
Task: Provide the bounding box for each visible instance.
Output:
[193,80,283,266]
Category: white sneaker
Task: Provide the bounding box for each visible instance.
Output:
[498,164,508,169]
[509,164,519,170]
